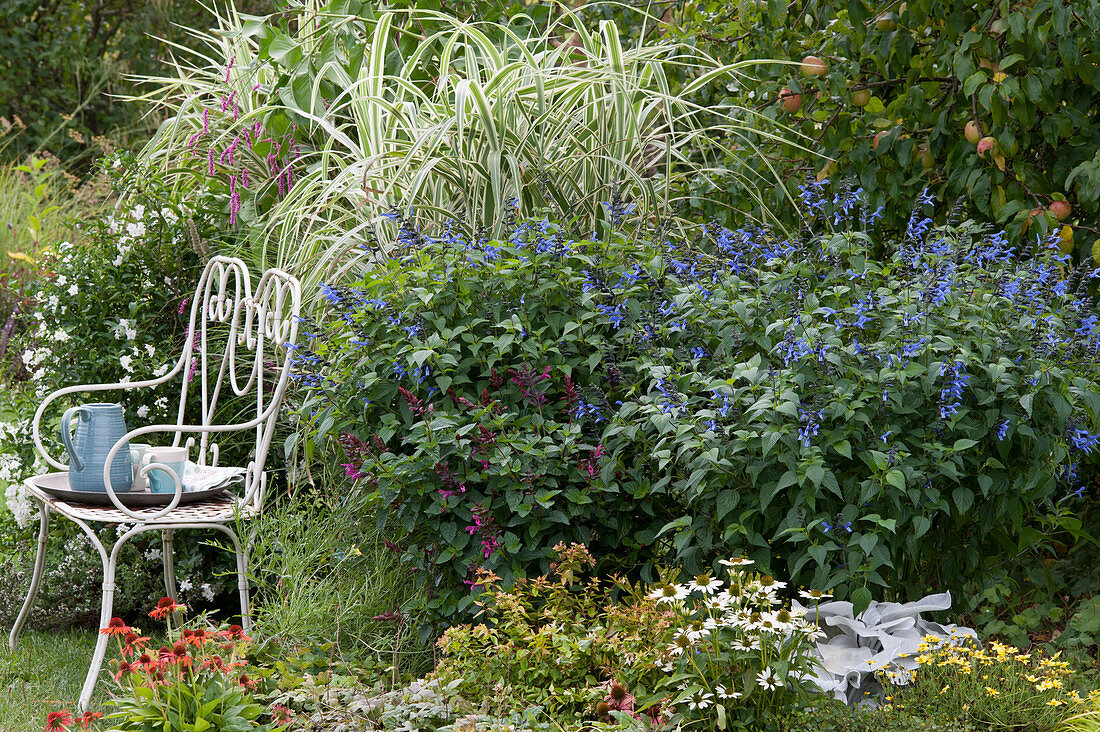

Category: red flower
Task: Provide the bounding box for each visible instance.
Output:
[44,710,74,732]
[238,673,257,690]
[77,711,102,730]
[112,660,134,682]
[149,597,187,620]
[182,628,209,646]
[136,653,156,673]
[202,654,226,672]
[122,632,151,658]
[271,704,292,724]
[221,624,252,642]
[99,617,131,636]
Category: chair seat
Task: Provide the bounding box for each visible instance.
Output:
[23,479,258,525]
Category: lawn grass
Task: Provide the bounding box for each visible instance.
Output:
[0,629,102,731]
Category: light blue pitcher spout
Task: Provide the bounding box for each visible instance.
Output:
[61,403,133,493]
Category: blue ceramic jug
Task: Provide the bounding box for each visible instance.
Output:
[61,403,133,493]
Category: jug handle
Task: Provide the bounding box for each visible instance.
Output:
[60,406,89,473]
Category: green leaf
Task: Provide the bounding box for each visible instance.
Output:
[851,585,873,616]
[884,469,906,490]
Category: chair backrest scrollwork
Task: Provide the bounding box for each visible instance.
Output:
[31,255,301,521]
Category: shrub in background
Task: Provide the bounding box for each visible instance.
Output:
[295,187,1100,622]
[676,0,1100,254]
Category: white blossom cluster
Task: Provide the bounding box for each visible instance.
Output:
[646,557,830,715]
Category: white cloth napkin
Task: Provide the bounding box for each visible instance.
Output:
[181,462,247,492]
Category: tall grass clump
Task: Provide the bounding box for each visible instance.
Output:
[130,0,807,308]
[246,480,429,673]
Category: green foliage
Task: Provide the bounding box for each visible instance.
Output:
[132,0,804,308]
[0,1,276,166]
[434,543,673,720]
[0,150,101,353]
[18,153,208,416]
[781,697,980,732]
[246,487,429,672]
[296,197,1100,622]
[677,0,1100,254]
[435,544,821,730]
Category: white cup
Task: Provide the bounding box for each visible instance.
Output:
[129,443,151,491]
[142,446,188,494]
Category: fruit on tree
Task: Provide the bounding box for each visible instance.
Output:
[1058,225,1074,254]
[1049,200,1071,221]
[801,55,827,76]
[851,89,871,107]
[918,146,934,169]
[976,136,998,158]
[875,14,896,30]
[964,121,981,145]
[873,130,888,150]
[779,88,802,113]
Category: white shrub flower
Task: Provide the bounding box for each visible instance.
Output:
[119,354,135,372]
[136,405,150,418]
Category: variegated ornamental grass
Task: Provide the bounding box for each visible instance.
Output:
[129,1,808,307]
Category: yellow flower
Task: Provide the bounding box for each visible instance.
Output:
[985,687,999,697]
[1047,699,1064,707]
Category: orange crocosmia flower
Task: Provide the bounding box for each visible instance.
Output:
[45,710,74,732]
[100,617,131,635]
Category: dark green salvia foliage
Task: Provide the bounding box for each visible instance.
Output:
[296,185,1100,621]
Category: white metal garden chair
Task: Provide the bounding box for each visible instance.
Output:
[7,255,300,711]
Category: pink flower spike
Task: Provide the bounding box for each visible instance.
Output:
[224,57,235,83]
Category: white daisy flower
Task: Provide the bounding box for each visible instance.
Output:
[715,684,742,700]
[719,556,754,567]
[649,583,689,604]
[756,668,782,691]
[799,589,833,601]
[732,636,760,652]
[667,631,693,656]
[689,573,723,595]
[757,575,787,591]
[686,691,713,710]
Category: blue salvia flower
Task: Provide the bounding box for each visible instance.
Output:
[1069,428,1100,454]
[938,360,970,419]
[995,419,1011,441]
[798,407,823,447]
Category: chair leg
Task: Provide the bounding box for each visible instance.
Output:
[78,530,123,713]
[235,540,252,632]
[161,529,178,601]
[208,524,252,631]
[8,502,49,650]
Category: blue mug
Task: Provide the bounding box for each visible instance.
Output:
[141,446,188,493]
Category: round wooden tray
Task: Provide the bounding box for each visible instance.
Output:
[31,473,228,507]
